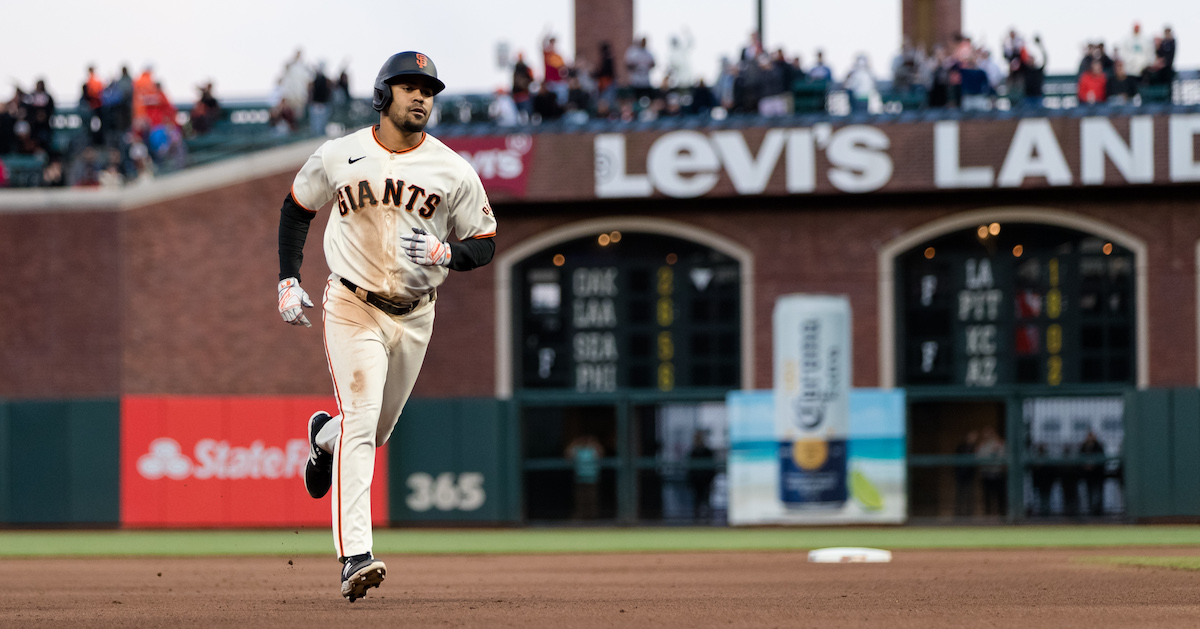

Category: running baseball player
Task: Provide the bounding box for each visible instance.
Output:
[275,51,496,602]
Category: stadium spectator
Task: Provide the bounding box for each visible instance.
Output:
[715,57,737,110]
[1078,42,1113,78]
[12,120,39,156]
[84,67,104,109]
[843,54,879,112]
[1028,442,1054,517]
[977,48,1005,93]
[951,33,974,64]
[1078,60,1108,104]
[1079,430,1106,516]
[1144,27,1177,87]
[1159,26,1176,72]
[511,52,535,121]
[542,35,569,103]
[332,65,351,125]
[976,425,1007,516]
[625,36,657,100]
[958,53,993,111]
[67,145,101,186]
[689,431,716,522]
[489,89,520,126]
[564,74,592,117]
[190,82,220,136]
[132,67,157,130]
[144,82,177,129]
[689,78,718,115]
[309,62,333,136]
[24,79,55,152]
[921,45,952,107]
[148,113,186,171]
[666,29,694,88]
[268,76,297,134]
[740,31,763,62]
[102,67,134,147]
[40,156,65,187]
[127,141,155,185]
[1118,22,1154,77]
[1010,35,1048,107]
[531,81,562,122]
[1108,60,1140,104]
[1002,29,1024,65]
[0,89,21,154]
[0,159,7,187]
[757,51,792,116]
[593,42,617,105]
[566,435,603,520]
[82,66,105,145]
[808,50,832,81]
[98,147,125,188]
[279,50,312,127]
[891,39,922,94]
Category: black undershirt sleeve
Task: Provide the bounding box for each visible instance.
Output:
[278,193,316,281]
[448,237,496,272]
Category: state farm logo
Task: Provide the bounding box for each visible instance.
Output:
[137,437,308,481]
[457,134,531,181]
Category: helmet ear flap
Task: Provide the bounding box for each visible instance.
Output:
[373,87,391,112]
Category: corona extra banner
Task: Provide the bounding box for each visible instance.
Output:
[728,295,905,524]
[727,389,907,525]
[120,396,388,527]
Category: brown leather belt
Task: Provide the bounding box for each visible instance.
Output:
[340,277,434,316]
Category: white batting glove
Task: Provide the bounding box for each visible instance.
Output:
[400,227,452,267]
[278,277,314,328]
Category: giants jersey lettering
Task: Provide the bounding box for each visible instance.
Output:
[290,127,497,302]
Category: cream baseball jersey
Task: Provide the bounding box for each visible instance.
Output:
[290,126,497,303]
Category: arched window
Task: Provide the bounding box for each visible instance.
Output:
[896,222,1135,387]
[513,231,742,392]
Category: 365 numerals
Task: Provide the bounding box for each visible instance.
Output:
[405,472,485,512]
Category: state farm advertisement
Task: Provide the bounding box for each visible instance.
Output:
[444,134,534,199]
[121,396,388,528]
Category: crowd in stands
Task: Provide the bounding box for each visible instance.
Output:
[0,65,195,188]
[267,50,353,136]
[489,22,1182,126]
[0,49,356,188]
[0,24,1187,188]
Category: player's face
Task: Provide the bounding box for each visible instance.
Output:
[387,80,435,133]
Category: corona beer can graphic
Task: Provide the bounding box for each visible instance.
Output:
[774,295,851,509]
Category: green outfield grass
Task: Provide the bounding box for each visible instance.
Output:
[2,526,1200,557]
[1088,556,1200,572]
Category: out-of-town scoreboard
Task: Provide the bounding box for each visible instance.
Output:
[898,223,1135,387]
[515,232,741,392]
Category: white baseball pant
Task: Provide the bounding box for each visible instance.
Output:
[315,276,435,559]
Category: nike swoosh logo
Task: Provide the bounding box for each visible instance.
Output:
[349,156,366,164]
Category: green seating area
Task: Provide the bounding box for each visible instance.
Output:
[0,153,47,187]
[792,79,829,113]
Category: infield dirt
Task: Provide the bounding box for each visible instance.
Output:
[1,548,1197,628]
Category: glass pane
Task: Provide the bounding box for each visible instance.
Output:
[634,401,728,524]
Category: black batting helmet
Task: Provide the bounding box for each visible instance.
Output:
[372,51,445,112]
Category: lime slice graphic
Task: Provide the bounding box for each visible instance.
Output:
[850,470,883,511]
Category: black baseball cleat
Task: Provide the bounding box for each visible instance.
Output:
[305,412,334,499]
[341,552,386,602]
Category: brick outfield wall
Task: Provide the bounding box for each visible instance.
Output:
[2,137,1199,398]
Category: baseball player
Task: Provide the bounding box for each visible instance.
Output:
[275,51,496,602]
